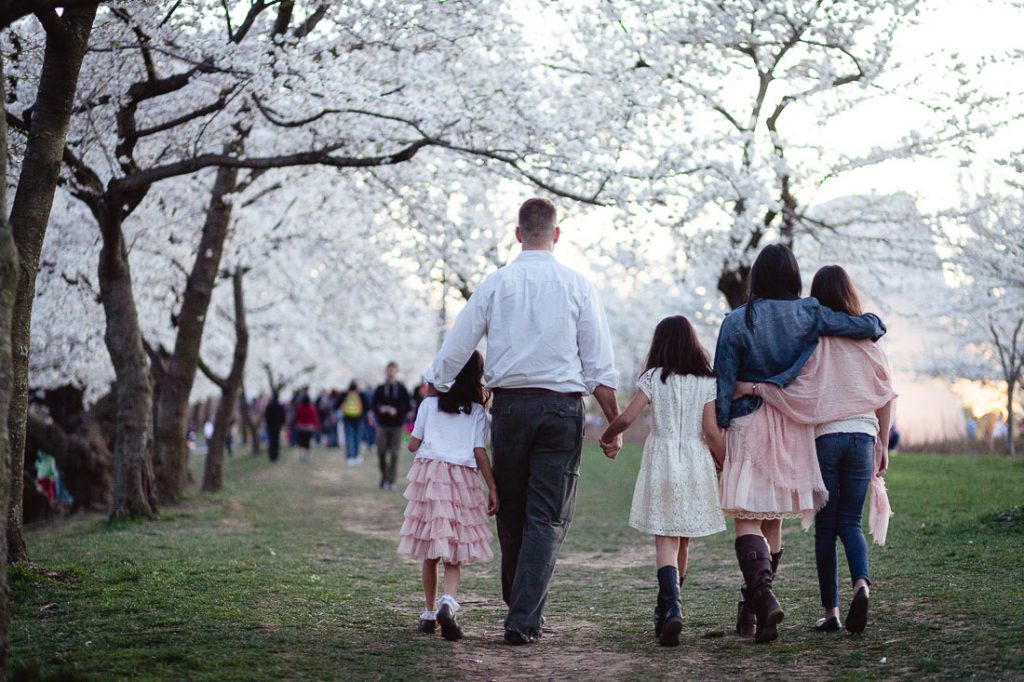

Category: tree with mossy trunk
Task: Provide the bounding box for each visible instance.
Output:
[3,3,97,557]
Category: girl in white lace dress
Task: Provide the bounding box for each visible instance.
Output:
[601,316,727,646]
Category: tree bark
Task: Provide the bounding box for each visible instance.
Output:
[6,5,97,562]
[238,383,261,456]
[100,209,158,520]
[0,48,18,677]
[201,269,249,492]
[153,155,240,502]
[1007,381,1016,457]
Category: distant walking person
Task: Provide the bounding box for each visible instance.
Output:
[341,381,369,465]
[425,198,620,645]
[373,362,412,489]
[264,393,286,462]
[293,394,320,463]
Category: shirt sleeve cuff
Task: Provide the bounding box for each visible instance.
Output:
[584,371,619,393]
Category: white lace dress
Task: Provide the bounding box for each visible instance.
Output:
[628,369,727,537]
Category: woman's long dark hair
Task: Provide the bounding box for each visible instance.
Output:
[438,350,487,414]
[643,316,715,383]
[811,265,863,316]
[745,243,802,329]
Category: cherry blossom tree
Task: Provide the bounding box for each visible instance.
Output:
[557,0,1019,308]
[925,189,1024,454]
[18,0,630,512]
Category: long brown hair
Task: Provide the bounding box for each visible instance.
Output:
[745,243,803,329]
[643,316,715,383]
[810,265,863,316]
[438,350,487,414]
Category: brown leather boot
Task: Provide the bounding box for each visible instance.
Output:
[736,535,785,644]
[735,584,756,636]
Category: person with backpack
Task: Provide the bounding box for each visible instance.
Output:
[341,381,369,466]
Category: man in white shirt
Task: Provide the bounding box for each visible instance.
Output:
[425,198,621,645]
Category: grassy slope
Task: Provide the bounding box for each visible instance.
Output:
[9,446,1024,681]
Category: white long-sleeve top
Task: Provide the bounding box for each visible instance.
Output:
[425,250,619,395]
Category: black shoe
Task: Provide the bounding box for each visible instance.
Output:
[815,616,841,632]
[503,629,533,645]
[845,587,869,634]
[418,618,437,634]
[379,479,386,490]
[437,602,463,641]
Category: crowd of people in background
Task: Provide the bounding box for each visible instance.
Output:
[249,362,430,489]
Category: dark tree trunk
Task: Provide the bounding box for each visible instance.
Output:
[238,383,261,456]
[717,265,752,310]
[0,48,18,675]
[201,270,249,492]
[1008,381,1016,457]
[154,156,240,502]
[99,210,158,520]
[6,5,97,563]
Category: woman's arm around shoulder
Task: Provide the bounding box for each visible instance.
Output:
[813,298,887,341]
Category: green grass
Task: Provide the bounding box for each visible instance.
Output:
[9,446,1024,680]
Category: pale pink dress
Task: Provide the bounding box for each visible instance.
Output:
[720,337,897,533]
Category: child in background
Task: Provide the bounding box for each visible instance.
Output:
[398,351,498,641]
[601,316,727,647]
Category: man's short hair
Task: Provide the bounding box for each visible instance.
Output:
[518,198,557,243]
[386,361,398,370]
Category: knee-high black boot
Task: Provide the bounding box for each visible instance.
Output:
[736,535,785,644]
[656,566,683,647]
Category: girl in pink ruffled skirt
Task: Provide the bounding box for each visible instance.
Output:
[398,351,498,641]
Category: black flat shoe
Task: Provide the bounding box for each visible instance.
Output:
[436,602,463,641]
[418,618,437,634]
[845,587,869,634]
[815,616,841,632]
[503,629,533,645]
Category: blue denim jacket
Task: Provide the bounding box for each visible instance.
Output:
[714,297,886,427]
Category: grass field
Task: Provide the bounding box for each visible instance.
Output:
[9,444,1024,680]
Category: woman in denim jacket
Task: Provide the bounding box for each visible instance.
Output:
[713,244,886,644]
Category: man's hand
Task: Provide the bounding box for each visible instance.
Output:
[600,434,622,460]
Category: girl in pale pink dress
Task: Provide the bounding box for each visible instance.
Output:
[398,351,498,641]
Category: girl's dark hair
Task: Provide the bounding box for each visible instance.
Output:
[745,243,802,329]
[347,380,358,392]
[438,350,486,414]
[811,265,863,316]
[643,316,715,382]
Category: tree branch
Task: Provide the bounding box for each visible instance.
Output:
[198,355,228,390]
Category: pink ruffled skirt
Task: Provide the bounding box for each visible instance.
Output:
[720,412,824,526]
[398,458,494,565]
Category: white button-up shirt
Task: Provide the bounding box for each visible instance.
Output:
[425,250,619,394]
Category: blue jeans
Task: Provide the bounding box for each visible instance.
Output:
[343,420,361,460]
[815,432,873,609]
